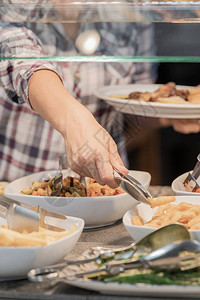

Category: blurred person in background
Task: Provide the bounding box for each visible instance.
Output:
[0,0,200,186]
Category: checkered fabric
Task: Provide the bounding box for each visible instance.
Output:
[0,1,156,181]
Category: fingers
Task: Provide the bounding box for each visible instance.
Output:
[68,155,94,180]
[160,118,200,134]
[71,165,93,179]
[64,119,127,188]
[68,141,123,188]
[108,138,129,175]
[95,153,118,188]
[171,119,200,134]
[67,148,116,187]
[84,158,105,186]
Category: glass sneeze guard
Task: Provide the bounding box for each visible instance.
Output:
[1,0,200,23]
[1,0,200,62]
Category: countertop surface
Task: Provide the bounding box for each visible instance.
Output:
[0,186,187,300]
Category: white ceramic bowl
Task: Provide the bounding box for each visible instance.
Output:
[4,169,151,228]
[123,196,200,243]
[0,215,84,279]
[171,170,200,196]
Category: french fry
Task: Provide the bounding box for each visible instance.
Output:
[190,224,200,230]
[178,211,196,223]
[147,196,176,208]
[0,224,76,247]
[155,204,171,216]
[132,196,200,230]
[131,216,144,226]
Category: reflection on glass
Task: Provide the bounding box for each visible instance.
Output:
[1,0,200,23]
[1,1,200,60]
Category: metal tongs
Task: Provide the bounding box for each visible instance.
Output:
[28,224,190,282]
[183,153,200,192]
[0,199,66,233]
[113,167,152,204]
[51,154,68,196]
[28,239,200,281]
[71,240,200,277]
[51,154,88,196]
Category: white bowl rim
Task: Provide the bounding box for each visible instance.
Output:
[0,215,84,250]
[171,170,200,195]
[4,169,151,201]
[123,196,200,234]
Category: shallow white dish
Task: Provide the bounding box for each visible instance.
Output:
[94,84,200,118]
[44,245,200,297]
[171,170,200,196]
[0,215,84,279]
[63,278,200,297]
[4,170,151,228]
[123,196,200,243]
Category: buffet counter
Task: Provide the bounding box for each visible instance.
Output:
[0,186,176,300]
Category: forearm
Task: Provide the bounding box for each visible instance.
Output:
[28,69,91,136]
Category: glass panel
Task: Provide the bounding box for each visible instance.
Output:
[1,1,200,61]
[2,56,200,62]
[1,20,200,61]
[1,0,200,23]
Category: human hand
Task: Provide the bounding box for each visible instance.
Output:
[63,106,128,188]
[160,118,200,134]
[29,69,128,188]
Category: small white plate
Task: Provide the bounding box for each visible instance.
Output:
[171,170,200,196]
[123,196,200,243]
[4,170,151,228]
[0,215,84,279]
[94,84,200,118]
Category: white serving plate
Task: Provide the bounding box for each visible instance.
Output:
[0,215,84,279]
[37,244,200,298]
[171,170,200,196]
[63,278,200,298]
[94,84,200,118]
[123,196,200,243]
[4,169,151,228]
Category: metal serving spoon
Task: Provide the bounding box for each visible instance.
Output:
[28,223,190,282]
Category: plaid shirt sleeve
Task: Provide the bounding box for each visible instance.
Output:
[0,0,51,22]
[0,22,60,106]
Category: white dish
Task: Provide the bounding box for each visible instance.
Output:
[123,196,200,243]
[0,215,84,279]
[4,169,151,227]
[94,84,200,118]
[171,170,200,196]
[47,245,200,297]
[64,278,200,297]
